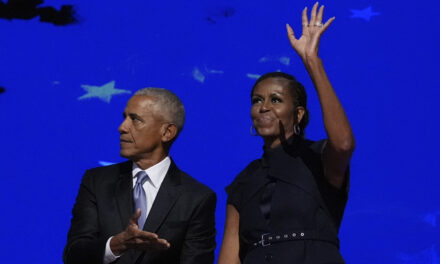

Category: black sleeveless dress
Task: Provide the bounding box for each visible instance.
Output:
[226,138,348,263]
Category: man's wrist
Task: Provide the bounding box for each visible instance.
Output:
[104,236,122,264]
[110,233,127,256]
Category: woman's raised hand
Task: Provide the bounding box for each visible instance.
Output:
[286,2,334,61]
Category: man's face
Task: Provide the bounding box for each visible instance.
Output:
[118,95,165,161]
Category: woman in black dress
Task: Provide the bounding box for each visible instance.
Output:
[218,3,355,264]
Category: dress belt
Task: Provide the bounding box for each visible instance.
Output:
[249,230,340,250]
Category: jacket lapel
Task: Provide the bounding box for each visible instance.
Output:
[142,160,182,233]
[114,161,134,229]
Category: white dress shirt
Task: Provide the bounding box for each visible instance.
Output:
[103,156,171,264]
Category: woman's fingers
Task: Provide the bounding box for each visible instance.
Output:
[286,23,296,40]
[322,17,335,33]
[317,5,324,24]
[310,2,319,25]
[286,23,298,49]
[289,3,333,55]
[302,7,309,28]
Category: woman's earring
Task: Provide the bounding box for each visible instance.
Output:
[294,124,301,135]
[250,125,258,136]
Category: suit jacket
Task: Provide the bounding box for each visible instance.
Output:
[63,160,216,264]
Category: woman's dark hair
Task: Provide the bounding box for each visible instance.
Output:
[251,72,309,138]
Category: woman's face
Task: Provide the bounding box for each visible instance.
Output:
[251,77,302,147]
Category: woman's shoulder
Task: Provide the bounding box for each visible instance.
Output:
[225,159,265,210]
[225,159,262,191]
[232,159,262,184]
[302,138,327,154]
[241,158,262,173]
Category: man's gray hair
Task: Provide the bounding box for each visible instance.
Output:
[134,87,185,133]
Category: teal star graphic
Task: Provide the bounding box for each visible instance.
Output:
[78,81,131,103]
[350,6,380,22]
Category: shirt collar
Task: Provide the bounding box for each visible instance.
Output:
[132,156,171,189]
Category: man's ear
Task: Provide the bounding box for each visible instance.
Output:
[161,123,178,143]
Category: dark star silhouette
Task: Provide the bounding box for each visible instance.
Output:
[0,0,77,25]
[205,5,235,24]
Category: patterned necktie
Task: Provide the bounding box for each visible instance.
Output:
[133,171,149,228]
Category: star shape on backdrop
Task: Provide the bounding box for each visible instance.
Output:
[99,161,115,166]
[78,81,131,103]
[192,67,205,83]
[350,6,380,22]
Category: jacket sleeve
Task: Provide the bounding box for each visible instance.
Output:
[179,191,217,264]
[63,170,107,264]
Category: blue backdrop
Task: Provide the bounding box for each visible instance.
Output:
[0,0,439,263]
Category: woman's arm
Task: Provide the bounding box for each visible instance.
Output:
[218,205,241,264]
[287,3,355,189]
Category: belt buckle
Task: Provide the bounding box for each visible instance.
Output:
[260,233,271,247]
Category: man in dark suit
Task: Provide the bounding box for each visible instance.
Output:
[63,88,216,264]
